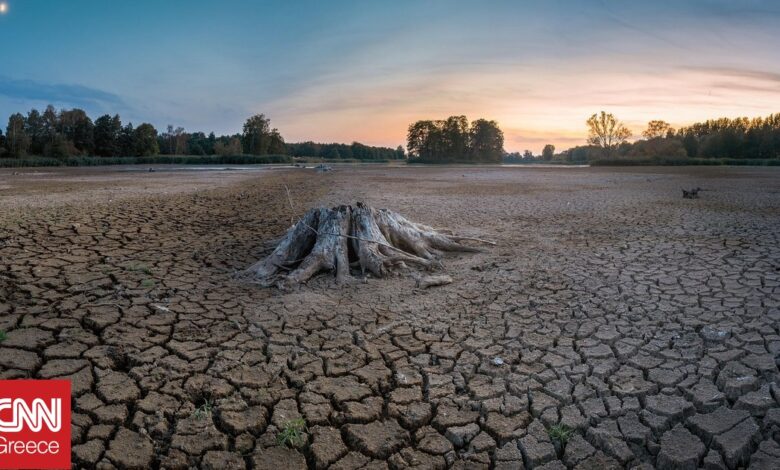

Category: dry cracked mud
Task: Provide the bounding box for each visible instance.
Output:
[1,165,779,469]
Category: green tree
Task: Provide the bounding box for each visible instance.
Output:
[41,105,58,148]
[117,123,135,156]
[45,134,73,159]
[542,144,555,161]
[242,114,273,155]
[94,114,122,156]
[133,123,159,156]
[268,129,286,154]
[6,113,30,157]
[443,115,469,159]
[406,120,439,160]
[628,137,687,158]
[469,119,504,163]
[25,109,45,155]
[586,111,632,153]
[214,137,242,156]
[59,108,94,155]
[187,132,210,155]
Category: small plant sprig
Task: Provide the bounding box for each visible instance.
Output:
[193,398,214,420]
[548,424,573,445]
[276,417,307,448]
[127,263,152,275]
[0,330,6,342]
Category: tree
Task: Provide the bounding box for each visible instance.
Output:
[161,125,187,155]
[214,137,242,156]
[133,123,159,156]
[469,119,504,163]
[643,120,673,139]
[59,108,94,155]
[41,105,58,147]
[94,114,122,156]
[443,115,469,159]
[242,114,273,155]
[187,132,209,155]
[523,150,534,160]
[586,111,632,153]
[566,145,605,162]
[407,117,504,162]
[542,144,555,161]
[324,146,341,159]
[6,113,30,157]
[395,145,405,159]
[45,134,73,159]
[25,109,45,155]
[268,129,286,154]
[628,137,687,158]
[118,123,135,156]
[407,120,440,160]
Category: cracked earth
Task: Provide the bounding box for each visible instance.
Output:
[1,165,779,470]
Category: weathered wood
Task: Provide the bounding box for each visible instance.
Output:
[242,209,320,283]
[286,206,351,285]
[416,274,453,289]
[244,202,490,287]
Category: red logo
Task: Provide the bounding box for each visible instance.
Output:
[0,380,71,469]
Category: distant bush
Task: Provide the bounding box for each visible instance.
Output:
[591,157,780,166]
[0,154,292,168]
[501,159,577,165]
[0,157,64,167]
[294,157,389,164]
[407,157,502,165]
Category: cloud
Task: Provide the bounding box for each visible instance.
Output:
[0,76,127,112]
[679,66,780,86]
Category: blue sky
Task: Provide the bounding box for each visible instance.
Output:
[1,0,779,152]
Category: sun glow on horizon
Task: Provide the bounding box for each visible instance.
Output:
[267,62,780,154]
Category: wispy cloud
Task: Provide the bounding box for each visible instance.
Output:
[680,66,780,85]
[0,76,127,112]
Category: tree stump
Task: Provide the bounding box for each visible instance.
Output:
[242,202,491,287]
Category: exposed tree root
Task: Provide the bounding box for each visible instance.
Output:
[241,202,492,287]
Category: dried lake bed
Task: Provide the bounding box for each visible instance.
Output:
[1,165,779,469]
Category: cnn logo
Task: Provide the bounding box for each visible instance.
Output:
[0,380,70,470]
[0,398,62,432]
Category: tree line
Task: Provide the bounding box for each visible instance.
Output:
[4,105,778,164]
[545,111,780,163]
[406,116,505,163]
[287,141,404,160]
[0,106,403,160]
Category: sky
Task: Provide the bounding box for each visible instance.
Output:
[0,0,779,153]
